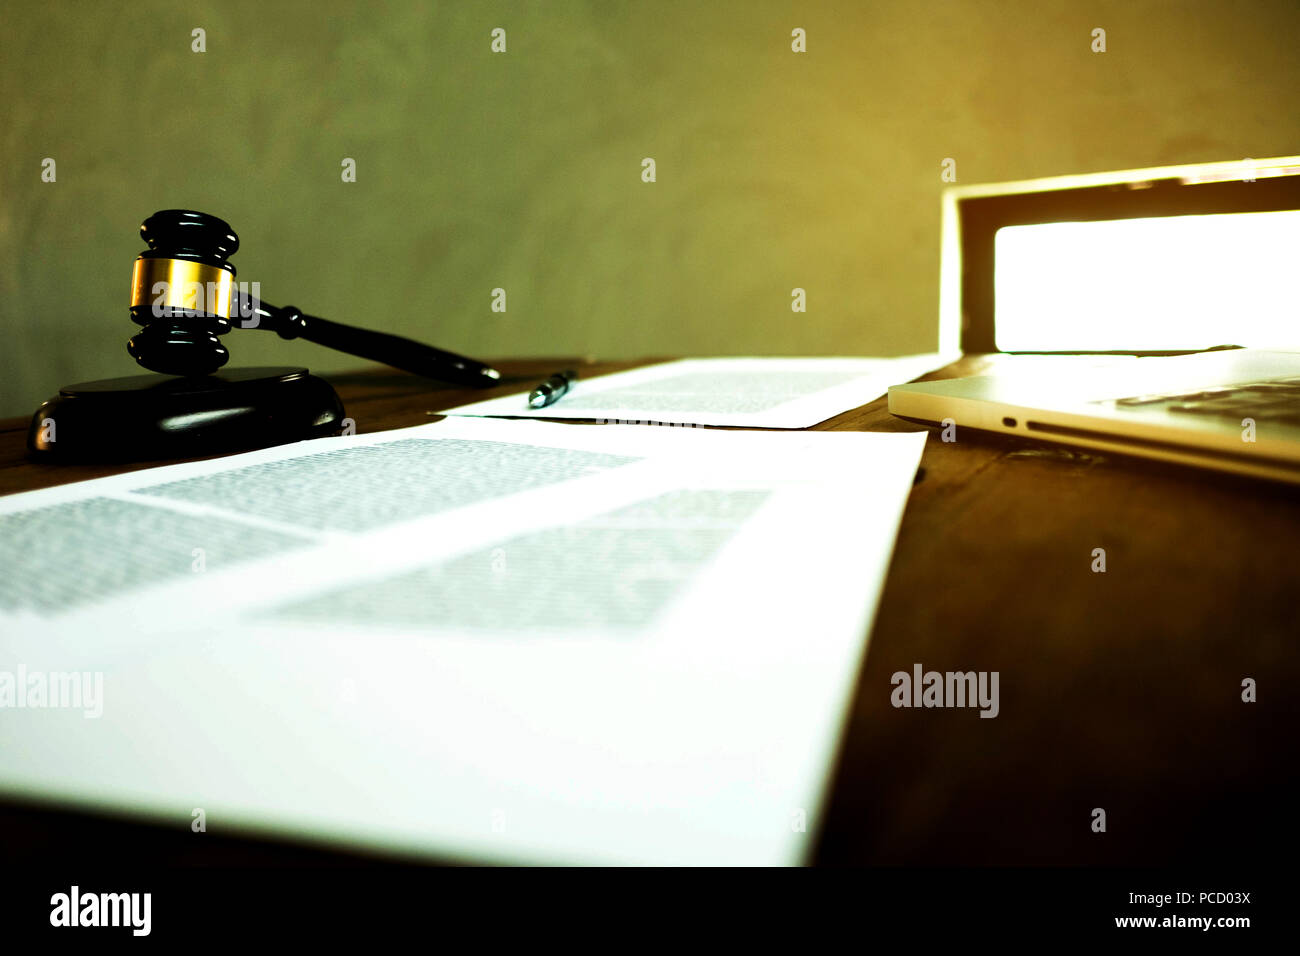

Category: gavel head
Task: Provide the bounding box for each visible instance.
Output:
[127,210,240,376]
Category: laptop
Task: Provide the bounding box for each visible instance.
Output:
[888,156,1300,484]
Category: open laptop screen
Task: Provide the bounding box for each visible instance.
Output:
[994,209,1300,352]
[947,157,1300,355]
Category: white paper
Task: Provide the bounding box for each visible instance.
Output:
[0,417,926,865]
[438,354,955,428]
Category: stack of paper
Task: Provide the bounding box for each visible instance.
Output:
[0,416,925,865]
[439,354,953,428]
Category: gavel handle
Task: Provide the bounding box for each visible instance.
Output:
[236,295,500,388]
[290,311,502,388]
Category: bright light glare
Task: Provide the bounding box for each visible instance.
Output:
[994,210,1300,351]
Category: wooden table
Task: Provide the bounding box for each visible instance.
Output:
[0,357,1293,867]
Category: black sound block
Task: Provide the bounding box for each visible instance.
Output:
[28,366,345,463]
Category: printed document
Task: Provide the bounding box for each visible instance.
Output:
[438,355,953,428]
[0,417,925,864]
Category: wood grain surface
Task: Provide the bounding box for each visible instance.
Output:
[1,357,1293,866]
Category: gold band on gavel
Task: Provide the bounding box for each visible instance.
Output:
[130,257,234,317]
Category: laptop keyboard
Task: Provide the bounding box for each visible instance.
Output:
[1109,379,1300,426]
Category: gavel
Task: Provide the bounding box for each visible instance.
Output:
[126,209,500,386]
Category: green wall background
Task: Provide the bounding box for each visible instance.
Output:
[2,0,1297,417]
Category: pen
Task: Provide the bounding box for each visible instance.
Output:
[529,370,577,409]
